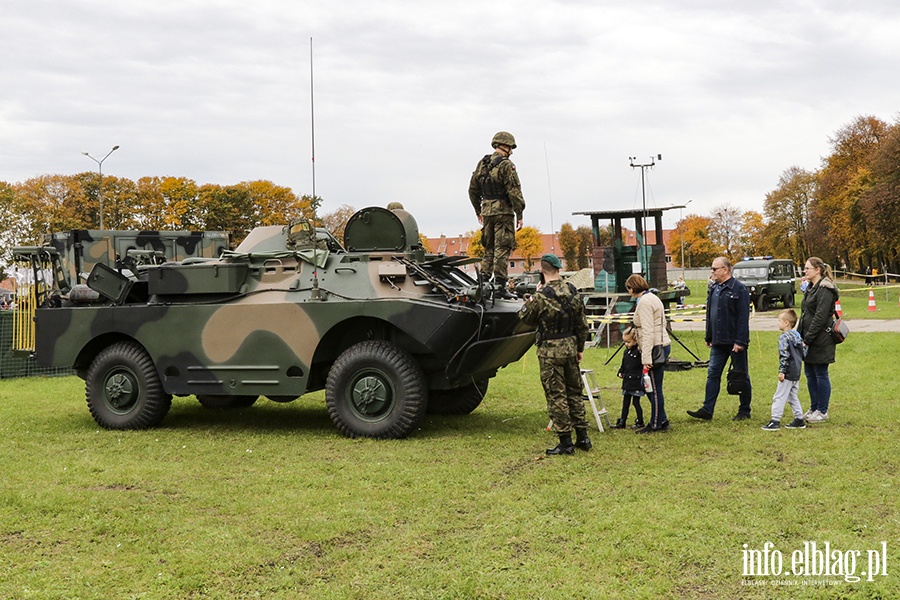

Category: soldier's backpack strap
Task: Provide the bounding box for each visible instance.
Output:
[479,155,509,201]
[537,283,577,342]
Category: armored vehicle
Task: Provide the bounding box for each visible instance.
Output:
[14,207,534,439]
[732,257,799,311]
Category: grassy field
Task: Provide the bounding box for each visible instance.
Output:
[1,328,897,599]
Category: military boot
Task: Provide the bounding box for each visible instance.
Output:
[574,427,592,451]
[546,433,575,456]
[495,278,515,299]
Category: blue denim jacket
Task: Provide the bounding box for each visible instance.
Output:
[705,276,751,347]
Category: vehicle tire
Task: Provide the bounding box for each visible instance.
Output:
[756,295,770,312]
[85,341,172,430]
[783,292,795,308]
[196,395,258,409]
[428,379,489,415]
[326,340,426,439]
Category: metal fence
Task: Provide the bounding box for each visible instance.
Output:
[0,310,72,379]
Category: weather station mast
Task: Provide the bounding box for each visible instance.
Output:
[628,154,661,272]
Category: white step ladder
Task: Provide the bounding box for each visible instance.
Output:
[546,368,611,433]
[581,369,611,432]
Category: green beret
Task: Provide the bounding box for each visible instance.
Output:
[541,254,562,269]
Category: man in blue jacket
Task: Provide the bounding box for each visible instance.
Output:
[688,256,753,421]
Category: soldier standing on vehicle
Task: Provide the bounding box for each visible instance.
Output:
[469,131,525,299]
[518,254,591,455]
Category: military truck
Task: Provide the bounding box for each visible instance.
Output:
[14,207,534,439]
[732,257,799,311]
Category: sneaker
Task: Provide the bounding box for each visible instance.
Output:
[732,412,752,421]
[630,419,645,430]
[785,418,806,429]
[806,410,827,423]
[801,409,815,420]
[761,420,780,431]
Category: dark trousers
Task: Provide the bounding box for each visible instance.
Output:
[619,394,644,423]
[647,345,670,428]
[702,344,752,416]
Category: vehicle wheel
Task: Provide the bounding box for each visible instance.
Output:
[783,292,795,308]
[756,295,770,312]
[428,379,489,415]
[85,341,171,429]
[326,340,426,439]
[196,395,258,409]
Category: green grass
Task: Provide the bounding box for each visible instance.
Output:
[1,332,898,599]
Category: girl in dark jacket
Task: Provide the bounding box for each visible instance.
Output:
[615,327,645,429]
[797,257,838,423]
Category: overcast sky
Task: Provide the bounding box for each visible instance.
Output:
[2,0,898,237]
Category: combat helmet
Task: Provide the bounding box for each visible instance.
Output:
[491,131,517,149]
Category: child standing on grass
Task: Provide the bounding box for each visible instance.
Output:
[615,326,645,429]
[762,309,807,431]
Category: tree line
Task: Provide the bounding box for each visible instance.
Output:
[669,115,900,275]
[0,174,328,264]
[3,114,897,275]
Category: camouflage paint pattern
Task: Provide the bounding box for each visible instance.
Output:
[42,229,230,288]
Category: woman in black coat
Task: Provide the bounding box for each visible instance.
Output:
[797,256,838,423]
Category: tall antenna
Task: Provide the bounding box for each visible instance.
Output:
[310,37,316,200]
[308,37,323,300]
[544,143,555,252]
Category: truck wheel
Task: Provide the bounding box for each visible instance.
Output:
[756,295,770,312]
[783,292,795,308]
[197,395,258,409]
[86,341,171,430]
[428,379,489,415]
[326,341,426,439]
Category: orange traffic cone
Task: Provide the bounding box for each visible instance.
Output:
[834,299,843,317]
[868,288,877,312]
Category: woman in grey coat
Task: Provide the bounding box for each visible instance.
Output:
[797,257,838,423]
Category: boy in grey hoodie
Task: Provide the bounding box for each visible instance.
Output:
[762,309,807,431]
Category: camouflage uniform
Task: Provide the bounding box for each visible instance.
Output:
[468,151,525,282]
[518,279,589,433]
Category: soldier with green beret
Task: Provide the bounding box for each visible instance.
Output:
[468,131,526,299]
[518,253,591,455]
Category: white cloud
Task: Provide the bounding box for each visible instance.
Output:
[1,0,899,237]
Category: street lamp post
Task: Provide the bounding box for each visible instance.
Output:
[680,199,692,278]
[628,155,661,274]
[82,145,120,230]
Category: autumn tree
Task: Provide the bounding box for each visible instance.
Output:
[558,223,578,270]
[0,181,27,264]
[813,115,888,270]
[707,204,745,261]
[763,166,816,263]
[516,226,543,270]
[739,211,770,258]
[318,204,357,242]
[466,229,483,259]
[859,121,900,274]
[575,226,593,270]
[669,214,722,268]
